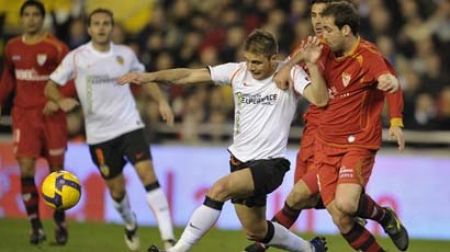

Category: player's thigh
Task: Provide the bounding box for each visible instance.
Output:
[43,112,68,168]
[338,148,376,187]
[121,129,156,183]
[287,179,318,209]
[234,204,267,240]
[294,131,315,183]
[315,142,344,207]
[208,168,254,201]
[89,138,126,180]
[11,108,42,160]
[122,129,152,165]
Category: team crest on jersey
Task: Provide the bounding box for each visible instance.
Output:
[341,72,351,87]
[116,56,124,65]
[36,54,47,66]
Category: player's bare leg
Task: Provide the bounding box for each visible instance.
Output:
[244,180,324,252]
[18,157,46,244]
[135,160,175,249]
[106,174,140,251]
[330,184,386,252]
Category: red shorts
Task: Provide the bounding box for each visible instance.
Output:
[294,124,319,194]
[315,140,376,206]
[12,107,67,166]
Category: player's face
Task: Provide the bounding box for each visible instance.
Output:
[243,51,276,80]
[20,6,44,35]
[321,16,345,52]
[88,13,113,45]
[311,3,327,37]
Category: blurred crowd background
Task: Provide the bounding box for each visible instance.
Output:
[0,0,449,144]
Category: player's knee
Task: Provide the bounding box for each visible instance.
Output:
[287,183,313,209]
[335,196,358,215]
[110,189,126,201]
[17,158,35,177]
[243,223,267,241]
[207,179,231,202]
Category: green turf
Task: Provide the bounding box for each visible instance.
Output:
[0,218,449,251]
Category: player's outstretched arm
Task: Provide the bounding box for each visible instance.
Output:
[45,80,79,113]
[118,68,213,86]
[301,36,328,107]
[143,83,174,126]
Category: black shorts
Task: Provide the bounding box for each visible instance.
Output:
[230,156,290,207]
[88,129,152,179]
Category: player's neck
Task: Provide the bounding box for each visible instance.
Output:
[91,41,111,52]
[337,35,360,58]
[22,31,46,44]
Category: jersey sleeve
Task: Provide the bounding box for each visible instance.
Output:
[130,50,145,72]
[382,58,404,126]
[50,51,76,86]
[364,51,392,84]
[291,65,311,95]
[208,63,240,85]
[0,43,16,106]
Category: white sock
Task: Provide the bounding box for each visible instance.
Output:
[168,204,222,252]
[267,222,312,252]
[146,187,175,241]
[112,194,136,230]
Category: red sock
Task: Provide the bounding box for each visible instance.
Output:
[357,194,386,222]
[272,202,301,229]
[342,223,385,252]
[21,177,42,230]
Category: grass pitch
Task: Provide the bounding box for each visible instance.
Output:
[0,218,449,251]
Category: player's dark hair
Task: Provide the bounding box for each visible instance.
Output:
[243,29,278,57]
[322,2,360,35]
[20,0,46,17]
[87,8,115,26]
[311,0,359,9]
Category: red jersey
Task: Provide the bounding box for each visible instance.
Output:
[317,38,398,149]
[0,34,75,109]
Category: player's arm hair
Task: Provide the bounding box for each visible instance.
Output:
[44,80,64,103]
[144,68,213,85]
[302,63,328,107]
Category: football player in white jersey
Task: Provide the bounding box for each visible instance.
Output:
[119,30,328,252]
[44,9,176,251]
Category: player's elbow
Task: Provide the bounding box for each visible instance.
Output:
[311,95,328,108]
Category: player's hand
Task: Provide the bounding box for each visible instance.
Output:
[377,74,399,93]
[389,125,405,150]
[158,100,174,126]
[273,65,292,90]
[117,72,149,85]
[302,36,323,65]
[58,98,80,112]
[43,100,60,115]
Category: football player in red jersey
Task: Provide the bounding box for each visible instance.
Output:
[244,1,405,251]
[0,0,74,245]
[302,3,408,251]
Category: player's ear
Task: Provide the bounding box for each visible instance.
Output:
[269,54,277,62]
[342,25,351,36]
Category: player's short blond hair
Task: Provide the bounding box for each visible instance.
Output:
[243,29,278,57]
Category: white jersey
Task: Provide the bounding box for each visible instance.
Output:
[209,62,311,162]
[50,42,145,144]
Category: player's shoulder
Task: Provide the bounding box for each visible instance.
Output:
[5,36,23,49]
[42,34,69,52]
[358,38,382,56]
[113,43,136,56]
